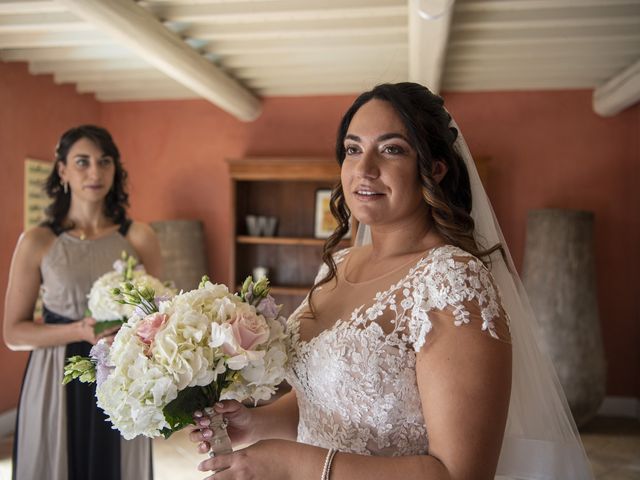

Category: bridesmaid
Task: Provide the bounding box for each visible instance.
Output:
[3,125,161,480]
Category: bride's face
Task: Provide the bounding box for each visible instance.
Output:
[341,99,426,228]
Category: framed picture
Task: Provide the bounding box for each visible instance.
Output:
[24,158,52,230]
[314,189,351,239]
[314,189,335,238]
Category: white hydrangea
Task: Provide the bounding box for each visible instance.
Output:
[88,269,173,322]
[95,280,289,439]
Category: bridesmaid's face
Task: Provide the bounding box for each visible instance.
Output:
[341,99,426,228]
[58,137,116,204]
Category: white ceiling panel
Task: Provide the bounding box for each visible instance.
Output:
[0,0,637,116]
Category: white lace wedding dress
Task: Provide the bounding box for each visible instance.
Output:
[285,245,510,457]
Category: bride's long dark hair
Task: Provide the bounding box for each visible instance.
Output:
[42,125,129,234]
[308,83,502,313]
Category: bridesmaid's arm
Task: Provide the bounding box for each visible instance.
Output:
[126,221,163,279]
[3,228,97,350]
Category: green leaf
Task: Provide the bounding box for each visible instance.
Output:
[161,386,216,439]
[63,355,96,385]
[94,319,125,335]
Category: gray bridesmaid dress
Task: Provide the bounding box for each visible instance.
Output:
[12,221,153,480]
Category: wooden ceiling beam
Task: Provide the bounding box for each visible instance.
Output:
[0,12,87,33]
[29,57,152,74]
[409,0,455,94]
[593,58,640,116]
[0,29,110,48]
[219,47,408,69]
[442,77,600,91]
[0,1,65,15]
[206,32,406,56]
[0,44,133,61]
[57,0,261,120]
[96,88,200,102]
[454,0,640,13]
[55,68,163,84]
[184,15,407,40]
[142,0,406,24]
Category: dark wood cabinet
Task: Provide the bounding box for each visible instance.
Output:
[228,158,346,316]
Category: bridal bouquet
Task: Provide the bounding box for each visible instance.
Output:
[87,251,173,334]
[64,276,288,440]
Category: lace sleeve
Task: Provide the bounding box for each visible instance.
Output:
[408,249,510,352]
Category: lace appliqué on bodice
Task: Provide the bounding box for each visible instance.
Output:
[285,245,508,457]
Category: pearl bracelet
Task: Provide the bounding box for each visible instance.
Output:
[321,448,337,480]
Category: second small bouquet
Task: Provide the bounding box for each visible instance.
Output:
[87,251,174,335]
[64,275,289,443]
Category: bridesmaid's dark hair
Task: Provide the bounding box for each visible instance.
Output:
[42,125,129,234]
[309,82,502,313]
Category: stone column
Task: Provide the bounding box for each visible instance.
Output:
[151,220,208,292]
[522,209,606,426]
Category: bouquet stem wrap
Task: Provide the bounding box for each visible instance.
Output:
[204,408,233,457]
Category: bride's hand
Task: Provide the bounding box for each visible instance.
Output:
[190,400,255,454]
[197,440,291,480]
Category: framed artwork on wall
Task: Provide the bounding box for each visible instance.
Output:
[314,189,336,238]
[314,189,352,239]
[24,158,52,230]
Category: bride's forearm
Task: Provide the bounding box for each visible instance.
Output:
[329,451,451,480]
[280,443,451,480]
[251,391,299,443]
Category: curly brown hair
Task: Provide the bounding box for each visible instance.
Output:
[309,83,502,313]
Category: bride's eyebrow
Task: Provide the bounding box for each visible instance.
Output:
[344,133,410,143]
[377,133,410,143]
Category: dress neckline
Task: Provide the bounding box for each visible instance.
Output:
[292,245,456,348]
[61,228,121,243]
[342,244,447,286]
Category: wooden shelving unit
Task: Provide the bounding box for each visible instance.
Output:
[236,235,327,246]
[228,157,345,316]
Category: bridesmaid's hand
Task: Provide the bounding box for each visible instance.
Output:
[75,317,98,344]
[96,324,121,345]
[190,400,255,454]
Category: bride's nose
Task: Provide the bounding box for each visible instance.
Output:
[354,150,380,179]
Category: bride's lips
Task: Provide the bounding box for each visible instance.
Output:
[353,187,385,201]
[84,184,104,190]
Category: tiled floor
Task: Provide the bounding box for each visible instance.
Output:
[581,417,640,480]
[1,416,638,479]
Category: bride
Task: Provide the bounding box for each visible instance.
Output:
[191,83,593,480]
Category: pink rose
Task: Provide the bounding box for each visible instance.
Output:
[136,313,168,346]
[229,311,270,351]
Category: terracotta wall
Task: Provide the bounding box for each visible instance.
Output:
[444,91,640,399]
[1,62,638,414]
[0,62,101,412]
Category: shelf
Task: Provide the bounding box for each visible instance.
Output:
[228,157,339,181]
[237,236,351,247]
[229,158,343,316]
[237,235,328,246]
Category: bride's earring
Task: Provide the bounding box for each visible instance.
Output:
[61,180,68,194]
